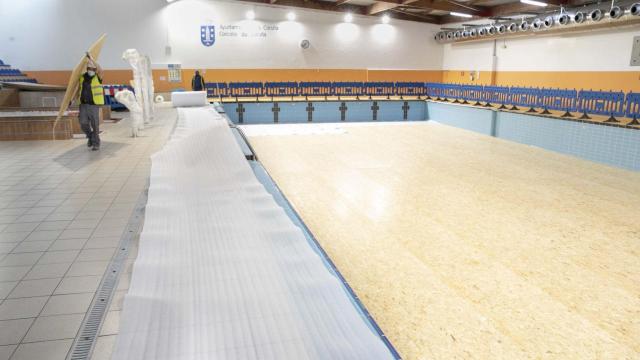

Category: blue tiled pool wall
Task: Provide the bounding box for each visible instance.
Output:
[222,100,639,171]
[222,100,427,124]
[427,101,640,171]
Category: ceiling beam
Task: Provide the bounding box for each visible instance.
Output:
[369,0,488,16]
[438,14,484,24]
[238,0,367,15]
[368,1,420,15]
[391,8,440,22]
[403,0,488,14]
[235,0,438,23]
[489,0,568,17]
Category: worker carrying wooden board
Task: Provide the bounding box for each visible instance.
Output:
[55,34,106,143]
[72,53,104,150]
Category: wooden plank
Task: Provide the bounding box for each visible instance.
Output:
[247,122,640,359]
[54,34,107,137]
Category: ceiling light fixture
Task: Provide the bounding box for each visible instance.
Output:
[287,11,296,21]
[520,0,548,7]
[381,14,390,23]
[246,10,256,20]
[344,13,353,23]
[450,11,472,18]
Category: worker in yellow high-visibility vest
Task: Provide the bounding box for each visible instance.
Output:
[77,53,104,151]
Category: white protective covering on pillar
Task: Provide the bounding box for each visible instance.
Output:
[142,55,155,123]
[114,90,143,137]
[122,49,154,127]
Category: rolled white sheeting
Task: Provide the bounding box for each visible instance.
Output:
[171,91,207,107]
[112,107,396,360]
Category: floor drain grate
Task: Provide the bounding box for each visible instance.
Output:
[67,189,148,360]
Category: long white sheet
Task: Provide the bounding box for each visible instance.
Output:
[111,106,395,360]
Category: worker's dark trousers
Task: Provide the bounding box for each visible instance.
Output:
[79,104,100,147]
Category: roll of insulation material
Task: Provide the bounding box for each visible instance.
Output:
[171,91,207,107]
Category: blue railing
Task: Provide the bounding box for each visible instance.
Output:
[265,82,298,96]
[115,81,639,125]
[482,86,510,108]
[625,92,640,124]
[298,82,334,97]
[205,82,228,98]
[364,82,395,97]
[577,90,626,122]
[538,88,577,116]
[334,82,365,97]
[228,82,264,97]
[395,82,426,96]
[509,87,539,111]
[459,85,484,105]
[426,83,445,100]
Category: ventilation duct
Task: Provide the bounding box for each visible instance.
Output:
[532,19,543,30]
[435,0,640,43]
[590,8,603,21]
[609,6,623,18]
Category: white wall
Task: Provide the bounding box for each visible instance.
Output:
[442,26,639,72]
[0,0,443,71]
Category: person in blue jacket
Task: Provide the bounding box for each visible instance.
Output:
[191,70,205,91]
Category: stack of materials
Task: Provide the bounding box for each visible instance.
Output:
[112,106,395,359]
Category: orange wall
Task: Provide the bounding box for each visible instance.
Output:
[442,70,640,93]
[27,69,640,93]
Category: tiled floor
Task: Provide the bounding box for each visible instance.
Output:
[0,107,175,360]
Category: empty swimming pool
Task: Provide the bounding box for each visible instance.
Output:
[222,101,428,124]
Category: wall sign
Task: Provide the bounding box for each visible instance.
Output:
[201,25,216,47]
[631,36,640,67]
[168,64,182,83]
[200,22,280,46]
